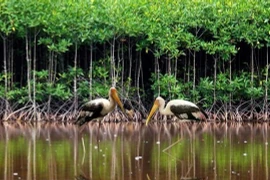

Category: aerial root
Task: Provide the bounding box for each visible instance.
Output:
[1,99,270,122]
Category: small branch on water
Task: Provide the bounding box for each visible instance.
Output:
[162,138,183,162]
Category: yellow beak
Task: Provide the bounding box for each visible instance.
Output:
[111,89,126,114]
[146,100,159,126]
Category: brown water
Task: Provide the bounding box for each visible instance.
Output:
[0,122,269,180]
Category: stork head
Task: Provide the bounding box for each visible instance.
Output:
[110,87,125,114]
[146,97,161,125]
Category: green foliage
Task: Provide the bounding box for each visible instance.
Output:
[5,70,74,104]
[1,0,269,57]
[49,83,72,100]
[0,0,270,110]
[0,0,17,36]
[246,87,264,99]
[200,71,265,104]
[151,70,266,107]
[7,87,28,104]
[0,63,116,105]
[35,70,48,81]
[77,81,90,102]
[0,73,7,97]
[197,77,214,107]
[150,73,186,99]
[39,38,72,53]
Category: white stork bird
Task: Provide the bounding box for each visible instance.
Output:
[75,87,125,126]
[146,96,208,125]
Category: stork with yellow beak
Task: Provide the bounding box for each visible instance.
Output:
[75,87,125,126]
[146,96,208,125]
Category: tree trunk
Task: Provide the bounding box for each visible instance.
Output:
[173,57,178,98]
[167,55,172,99]
[183,54,187,83]
[126,39,132,97]
[193,50,196,93]
[214,56,217,104]
[47,50,54,114]
[74,42,78,112]
[121,41,124,93]
[7,39,11,91]
[89,44,93,100]
[10,38,14,89]
[116,41,120,86]
[167,55,171,75]
[26,33,32,103]
[140,53,145,99]
[251,47,254,88]
[2,35,9,119]
[136,51,142,104]
[250,47,254,119]
[110,37,116,87]
[229,57,232,120]
[205,53,207,77]
[33,29,38,121]
[174,57,178,79]
[53,53,57,83]
[265,47,269,120]
[155,55,160,96]
[187,51,191,89]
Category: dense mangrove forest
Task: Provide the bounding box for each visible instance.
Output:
[0,0,270,122]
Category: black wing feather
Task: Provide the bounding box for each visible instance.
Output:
[170,105,202,121]
[75,102,103,126]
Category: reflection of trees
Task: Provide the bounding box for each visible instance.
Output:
[0,122,269,179]
[3,122,9,180]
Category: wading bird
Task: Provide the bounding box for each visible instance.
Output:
[75,87,125,126]
[146,96,208,125]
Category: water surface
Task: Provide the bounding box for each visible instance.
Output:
[0,122,269,180]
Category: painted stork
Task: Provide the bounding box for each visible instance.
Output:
[75,87,125,126]
[146,96,208,125]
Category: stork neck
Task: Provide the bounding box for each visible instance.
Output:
[158,99,167,114]
[108,96,116,109]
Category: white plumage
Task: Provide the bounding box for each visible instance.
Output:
[146,96,208,125]
[75,87,125,126]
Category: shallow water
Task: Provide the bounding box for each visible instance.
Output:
[0,122,269,180]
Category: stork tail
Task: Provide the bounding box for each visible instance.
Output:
[74,117,86,126]
[200,109,208,120]
[74,111,92,126]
